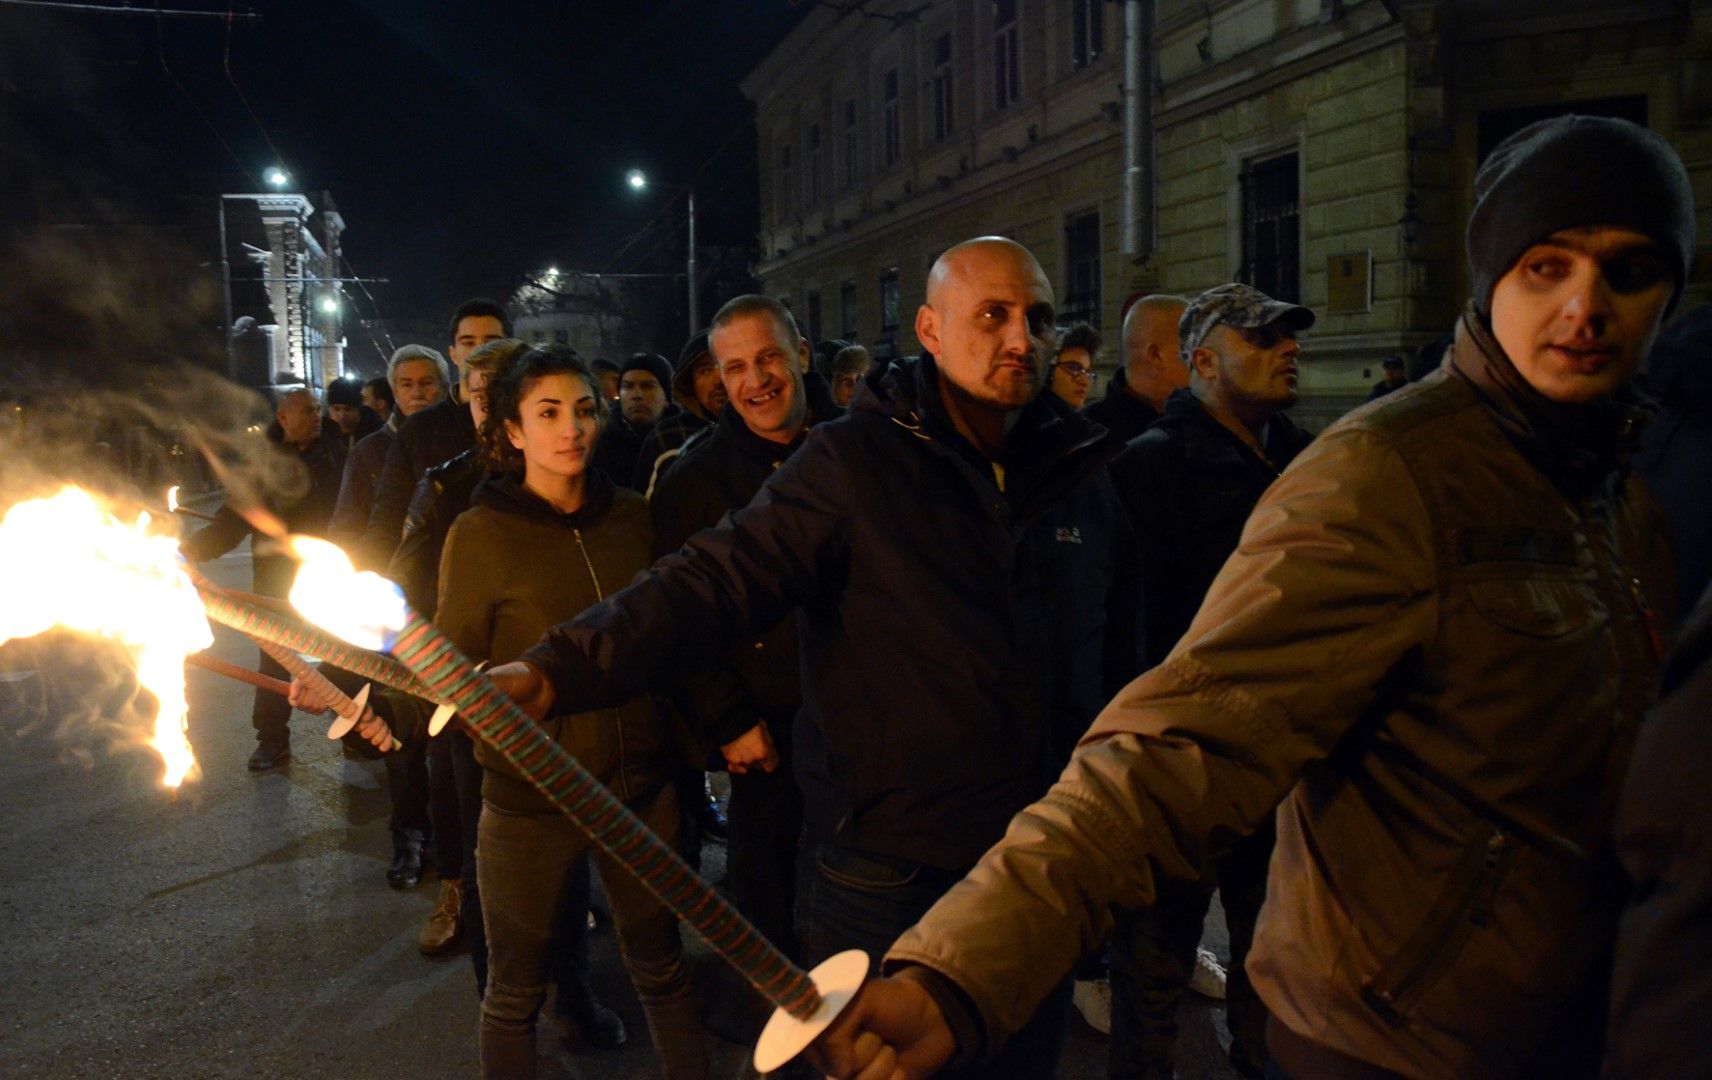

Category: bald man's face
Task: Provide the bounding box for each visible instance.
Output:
[917,243,1056,412]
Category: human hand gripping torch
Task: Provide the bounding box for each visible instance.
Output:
[286,537,867,1072]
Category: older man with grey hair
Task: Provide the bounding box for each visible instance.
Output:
[329,345,448,553]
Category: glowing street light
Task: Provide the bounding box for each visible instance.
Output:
[625,168,648,191]
[264,167,290,189]
[318,295,339,315]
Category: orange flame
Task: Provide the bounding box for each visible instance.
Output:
[0,487,209,787]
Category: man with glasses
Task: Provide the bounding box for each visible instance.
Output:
[1103,283,1316,1078]
[1048,323,1103,409]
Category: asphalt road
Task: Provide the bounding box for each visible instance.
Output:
[0,544,1240,1079]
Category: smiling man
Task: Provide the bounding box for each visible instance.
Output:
[808,115,1692,1080]
[484,237,1138,1076]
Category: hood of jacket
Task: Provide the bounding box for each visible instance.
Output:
[671,331,716,423]
[471,468,617,531]
[1448,302,1650,497]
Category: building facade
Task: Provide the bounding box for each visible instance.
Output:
[745,0,1712,424]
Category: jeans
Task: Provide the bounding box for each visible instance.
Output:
[447,729,488,993]
[427,727,468,880]
[799,841,1071,1079]
[1110,819,1274,1079]
[726,756,804,959]
[477,784,706,1079]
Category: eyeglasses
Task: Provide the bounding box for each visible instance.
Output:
[1053,361,1099,383]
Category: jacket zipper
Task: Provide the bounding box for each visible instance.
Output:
[1363,829,1514,1023]
[572,528,628,801]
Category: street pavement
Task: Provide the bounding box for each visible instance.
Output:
[0,544,1240,1079]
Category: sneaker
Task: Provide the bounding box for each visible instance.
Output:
[418,879,462,955]
[1072,978,1112,1035]
[247,741,290,771]
[1189,946,1227,1000]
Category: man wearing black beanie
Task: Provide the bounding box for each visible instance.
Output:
[591,351,678,490]
[807,115,1691,1080]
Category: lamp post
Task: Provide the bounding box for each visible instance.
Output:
[625,169,698,335]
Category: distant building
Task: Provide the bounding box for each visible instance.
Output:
[744,0,1712,425]
[508,269,686,363]
[224,190,346,391]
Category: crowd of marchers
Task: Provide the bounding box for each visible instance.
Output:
[180,115,1712,1080]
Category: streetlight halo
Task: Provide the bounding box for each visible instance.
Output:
[625,168,648,191]
[265,167,291,189]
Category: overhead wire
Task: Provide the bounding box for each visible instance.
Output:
[152,1,255,185]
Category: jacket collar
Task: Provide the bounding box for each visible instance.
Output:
[1447,303,1649,496]
[1157,388,1309,475]
[714,378,844,463]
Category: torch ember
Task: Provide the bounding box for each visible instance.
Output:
[0,487,209,787]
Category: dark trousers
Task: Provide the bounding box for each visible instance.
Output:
[799,841,1071,1079]
[427,727,469,880]
[726,758,804,959]
[383,731,431,856]
[1110,820,1275,1079]
[251,646,291,746]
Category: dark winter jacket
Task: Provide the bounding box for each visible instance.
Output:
[1081,376,1163,446]
[887,309,1674,1077]
[522,353,1136,873]
[329,422,393,554]
[1606,584,1712,1078]
[631,332,719,492]
[363,397,476,569]
[388,446,484,617]
[1109,388,1314,665]
[592,405,679,493]
[387,471,676,814]
[179,425,345,596]
[647,387,844,752]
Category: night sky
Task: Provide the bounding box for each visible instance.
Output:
[1,0,811,361]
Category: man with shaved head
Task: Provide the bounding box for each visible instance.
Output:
[1084,294,1190,444]
[483,236,1138,1075]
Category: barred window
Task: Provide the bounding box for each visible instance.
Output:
[1062,210,1101,327]
[1240,152,1301,304]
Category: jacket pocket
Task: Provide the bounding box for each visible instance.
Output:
[816,845,923,893]
[1361,829,1516,1025]
[1465,577,1596,639]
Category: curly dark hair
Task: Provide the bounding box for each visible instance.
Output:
[479,343,606,475]
[1056,321,1103,358]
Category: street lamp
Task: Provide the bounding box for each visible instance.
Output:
[625,167,698,334]
[318,295,340,315]
[265,167,290,189]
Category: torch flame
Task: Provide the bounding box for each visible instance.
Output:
[0,487,210,787]
[287,536,408,652]
[166,485,181,513]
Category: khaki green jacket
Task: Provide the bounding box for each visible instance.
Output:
[888,312,1672,1079]
[436,474,675,812]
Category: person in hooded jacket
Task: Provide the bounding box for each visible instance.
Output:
[346,344,709,1079]
[482,237,1140,1078]
[631,331,728,494]
[806,113,1686,1080]
[591,351,677,491]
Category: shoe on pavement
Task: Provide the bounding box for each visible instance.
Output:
[247,741,290,772]
[387,844,423,890]
[418,879,463,955]
[556,991,627,1049]
[1072,978,1111,1035]
[1190,945,1227,1000]
[696,775,729,842]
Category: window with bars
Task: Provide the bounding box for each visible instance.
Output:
[840,279,858,338]
[1240,152,1301,304]
[882,68,901,169]
[1062,210,1102,327]
[842,98,859,189]
[879,267,900,334]
[1072,0,1103,69]
[993,0,1019,110]
[932,33,954,141]
[807,123,823,206]
[807,290,823,343]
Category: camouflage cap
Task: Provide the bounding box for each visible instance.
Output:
[1178,283,1315,361]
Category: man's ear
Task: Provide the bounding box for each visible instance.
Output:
[797,337,812,373]
[1188,346,1218,381]
[915,304,941,357]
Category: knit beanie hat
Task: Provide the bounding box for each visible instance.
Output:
[620,352,673,389]
[325,376,364,408]
[1467,115,1694,315]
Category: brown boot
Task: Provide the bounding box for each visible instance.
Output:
[418,878,462,955]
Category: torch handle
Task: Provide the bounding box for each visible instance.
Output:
[389,612,822,1022]
[255,641,401,753]
[186,652,291,697]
